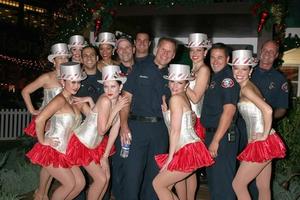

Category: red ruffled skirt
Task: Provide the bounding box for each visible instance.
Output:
[194,118,205,140]
[237,132,286,162]
[155,141,214,172]
[24,116,37,137]
[26,142,72,168]
[67,135,116,166]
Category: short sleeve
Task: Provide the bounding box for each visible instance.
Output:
[221,78,240,105]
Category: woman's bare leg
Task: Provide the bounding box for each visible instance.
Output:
[153,170,191,200]
[34,168,51,200]
[66,166,85,200]
[175,179,187,200]
[84,162,107,200]
[232,161,270,200]
[256,162,272,200]
[45,166,75,200]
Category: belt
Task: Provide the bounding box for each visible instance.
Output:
[129,115,163,123]
[206,127,217,132]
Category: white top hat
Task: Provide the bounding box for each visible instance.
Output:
[186,33,212,48]
[58,62,87,81]
[97,65,127,84]
[47,43,72,63]
[95,32,116,47]
[68,35,87,49]
[228,50,258,67]
[163,64,194,81]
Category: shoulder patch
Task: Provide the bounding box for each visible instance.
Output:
[221,78,234,88]
[281,82,288,93]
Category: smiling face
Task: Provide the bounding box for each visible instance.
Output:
[82,47,97,70]
[63,80,81,95]
[99,44,114,61]
[135,33,151,55]
[103,80,122,100]
[168,80,188,95]
[117,40,135,63]
[259,41,279,70]
[210,48,229,73]
[232,65,252,85]
[71,46,83,62]
[189,47,207,64]
[154,40,176,67]
[54,56,69,71]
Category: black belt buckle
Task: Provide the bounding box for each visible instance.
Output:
[130,115,162,123]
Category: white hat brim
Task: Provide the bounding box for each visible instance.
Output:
[97,77,127,84]
[163,75,194,81]
[57,72,87,81]
[68,44,87,49]
[228,62,258,67]
[95,42,116,47]
[48,53,72,63]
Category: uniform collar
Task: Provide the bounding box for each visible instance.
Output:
[213,65,230,78]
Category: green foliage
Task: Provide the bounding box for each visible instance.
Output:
[272,97,300,199]
[273,173,300,200]
[276,97,300,174]
[0,192,21,200]
[0,148,40,198]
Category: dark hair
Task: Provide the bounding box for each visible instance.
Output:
[157,37,177,51]
[210,43,230,57]
[135,31,153,41]
[81,45,98,57]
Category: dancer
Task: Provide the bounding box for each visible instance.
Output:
[22,43,71,200]
[26,62,87,199]
[230,50,286,200]
[153,64,214,200]
[175,33,212,200]
[67,65,128,200]
[96,32,119,71]
[22,43,71,137]
[68,35,87,63]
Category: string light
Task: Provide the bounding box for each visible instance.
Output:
[0,54,48,70]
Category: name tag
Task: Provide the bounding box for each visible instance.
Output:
[139,75,149,79]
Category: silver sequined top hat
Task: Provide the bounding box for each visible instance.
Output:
[58,62,87,81]
[228,50,258,67]
[48,43,72,63]
[68,35,87,49]
[186,33,212,48]
[164,64,194,81]
[95,32,116,47]
[97,65,127,84]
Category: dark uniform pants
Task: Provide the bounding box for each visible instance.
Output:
[112,120,169,200]
[205,130,239,200]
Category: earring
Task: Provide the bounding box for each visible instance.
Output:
[249,73,252,78]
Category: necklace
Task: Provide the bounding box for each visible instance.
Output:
[101,60,113,66]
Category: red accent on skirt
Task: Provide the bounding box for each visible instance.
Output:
[194,118,205,140]
[26,142,72,168]
[24,116,37,137]
[237,132,286,162]
[67,134,116,166]
[155,141,214,172]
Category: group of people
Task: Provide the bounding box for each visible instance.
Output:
[21,30,288,200]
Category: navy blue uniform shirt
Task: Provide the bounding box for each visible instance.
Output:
[201,66,240,128]
[77,69,103,103]
[123,58,170,117]
[251,66,289,109]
